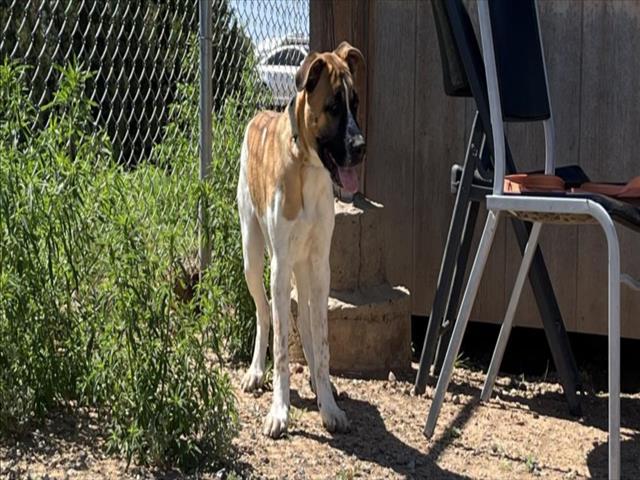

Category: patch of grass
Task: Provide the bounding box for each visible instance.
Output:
[288,406,304,430]
[444,426,462,441]
[454,353,471,370]
[525,453,541,475]
[335,466,359,480]
[498,458,513,473]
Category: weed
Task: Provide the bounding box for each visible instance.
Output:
[0,53,262,470]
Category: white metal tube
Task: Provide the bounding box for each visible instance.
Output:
[478,0,506,195]
[534,0,556,175]
[424,210,502,438]
[586,202,621,480]
[481,222,543,401]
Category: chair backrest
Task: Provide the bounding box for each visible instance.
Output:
[431,0,526,178]
[488,0,551,122]
[431,0,494,175]
[478,0,555,193]
[431,0,471,98]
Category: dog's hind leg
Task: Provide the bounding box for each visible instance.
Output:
[263,253,292,438]
[239,213,270,393]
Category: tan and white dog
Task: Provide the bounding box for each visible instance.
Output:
[237,42,366,438]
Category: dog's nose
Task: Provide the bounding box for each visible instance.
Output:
[350,135,366,158]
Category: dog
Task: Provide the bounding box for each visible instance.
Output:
[236,41,366,438]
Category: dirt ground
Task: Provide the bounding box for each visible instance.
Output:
[2,362,640,479]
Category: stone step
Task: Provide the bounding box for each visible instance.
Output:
[331,195,385,291]
[289,283,411,377]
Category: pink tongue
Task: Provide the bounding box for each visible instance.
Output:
[337,166,359,193]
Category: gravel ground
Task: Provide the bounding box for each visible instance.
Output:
[2,362,640,479]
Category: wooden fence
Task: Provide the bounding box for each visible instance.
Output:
[311,0,640,338]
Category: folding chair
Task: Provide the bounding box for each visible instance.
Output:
[424,1,640,477]
[414,0,582,417]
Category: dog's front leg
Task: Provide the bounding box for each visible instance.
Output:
[293,263,316,386]
[309,253,350,433]
[263,255,292,438]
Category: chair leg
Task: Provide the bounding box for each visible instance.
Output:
[415,198,471,393]
[414,113,484,394]
[481,222,543,402]
[433,201,481,375]
[511,218,582,415]
[424,210,501,438]
[601,217,621,479]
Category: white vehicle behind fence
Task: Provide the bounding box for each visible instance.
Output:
[256,35,309,108]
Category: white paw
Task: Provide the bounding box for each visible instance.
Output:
[320,403,350,433]
[263,405,289,438]
[240,369,264,392]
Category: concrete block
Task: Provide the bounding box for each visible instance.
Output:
[355,196,385,289]
[331,196,385,291]
[330,200,361,291]
[289,284,412,377]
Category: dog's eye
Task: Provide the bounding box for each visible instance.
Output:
[326,102,340,115]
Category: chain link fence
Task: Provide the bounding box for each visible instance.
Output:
[1,0,308,164]
[1,0,308,271]
[1,0,308,360]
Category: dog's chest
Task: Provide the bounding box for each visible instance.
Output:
[286,165,334,260]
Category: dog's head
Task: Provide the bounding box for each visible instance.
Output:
[294,41,366,193]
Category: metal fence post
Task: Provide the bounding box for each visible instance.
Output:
[199,0,213,273]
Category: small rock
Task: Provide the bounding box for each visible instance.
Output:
[452,394,460,405]
[388,371,397,382]
[215,468,226,479]
[293,365,304,374]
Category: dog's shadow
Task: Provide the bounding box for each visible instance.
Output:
[289,389,470,479]
[586,436,640,479]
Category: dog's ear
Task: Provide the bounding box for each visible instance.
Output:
[333,41,365,81]
[295,52,326,93]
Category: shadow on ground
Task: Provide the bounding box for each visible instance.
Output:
[587,436,640,479]
[290,390,473,479]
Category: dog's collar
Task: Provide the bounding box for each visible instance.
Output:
[288,95,299,144]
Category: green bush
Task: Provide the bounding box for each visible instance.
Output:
[0,56,256,470]
[150,48,265,361]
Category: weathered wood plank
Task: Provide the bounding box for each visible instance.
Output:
[365,0,417,296]
[309,0,333,52]
[578,1,640,338]
[411,0,467,316]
